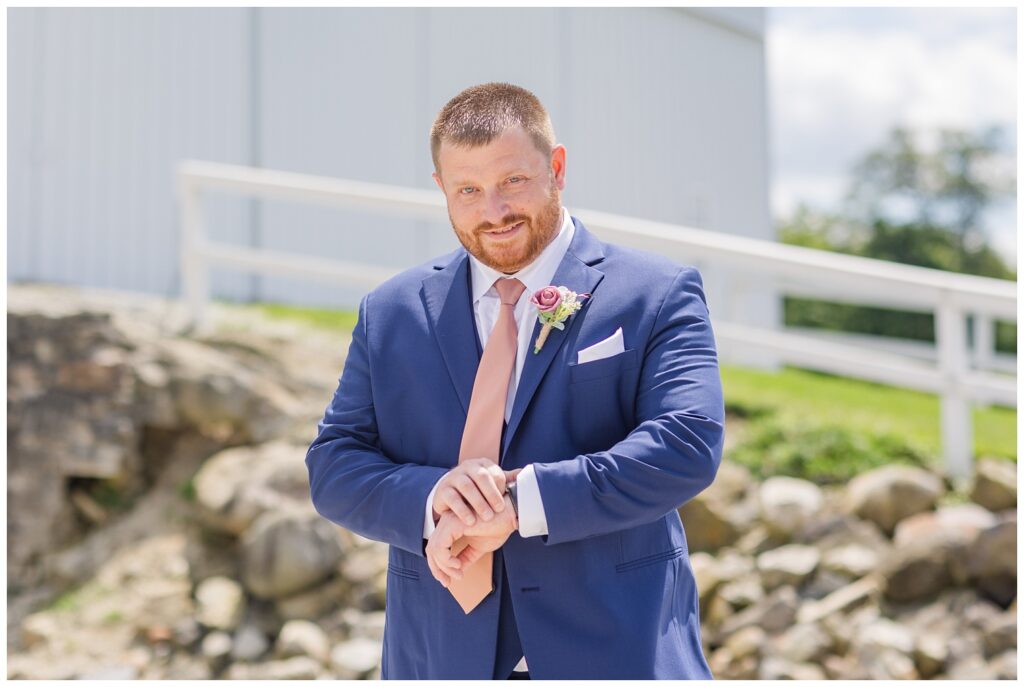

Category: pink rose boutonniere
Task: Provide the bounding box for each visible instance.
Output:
[530,285,591,354]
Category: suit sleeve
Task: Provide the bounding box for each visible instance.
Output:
[531,266,725,546]
[305,294,448,557]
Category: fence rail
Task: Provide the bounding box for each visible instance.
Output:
[177,159,1017,481]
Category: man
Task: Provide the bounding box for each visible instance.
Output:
[306,82,724,679]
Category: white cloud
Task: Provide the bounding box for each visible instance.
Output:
[766,8,1017,264]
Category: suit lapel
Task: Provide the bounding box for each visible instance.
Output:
[502,218,607,457]
[421,249,479,417]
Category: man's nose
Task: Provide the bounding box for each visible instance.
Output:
[480,190,512,228]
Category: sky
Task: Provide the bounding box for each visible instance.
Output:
[765,7,1017,264]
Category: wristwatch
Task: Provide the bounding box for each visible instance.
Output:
[506,481,519,518]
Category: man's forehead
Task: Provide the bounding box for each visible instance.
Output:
[438,136,544,184]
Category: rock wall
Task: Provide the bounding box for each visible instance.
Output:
[6,283,1017,679]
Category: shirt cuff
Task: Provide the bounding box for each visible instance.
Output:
[423,477,443,539]
[515,464,549,537]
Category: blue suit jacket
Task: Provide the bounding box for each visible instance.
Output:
[306,217,724,679]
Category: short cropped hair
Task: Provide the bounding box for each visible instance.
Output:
[430,82,556,172]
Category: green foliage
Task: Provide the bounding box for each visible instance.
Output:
[777,123,1017,354]
[720,363,1017,480]
[217,298,359,334]
[728,417,931,485]
[178,478,196,503]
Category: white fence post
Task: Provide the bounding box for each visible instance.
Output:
[936,297,973,482]
[972,313,995,372]
[178,173,210,334]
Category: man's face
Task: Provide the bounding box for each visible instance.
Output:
[433,125,567,274]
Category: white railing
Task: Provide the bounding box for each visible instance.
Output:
[177,160,1017,481]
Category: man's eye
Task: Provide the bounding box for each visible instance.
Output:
[460,187,475,195]
[508,176,523,183]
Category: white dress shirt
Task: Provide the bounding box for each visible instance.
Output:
[422,206,575,674]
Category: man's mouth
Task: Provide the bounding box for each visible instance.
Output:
[487,221,524,237]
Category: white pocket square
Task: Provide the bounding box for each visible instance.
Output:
[577,327,625,364]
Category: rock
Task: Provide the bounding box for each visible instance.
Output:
[330,637,382,679]
[772,621,832,663]
[347,610,387,642]
[717,574,763,610]
[969,458,1016,511]
[893,503,997,548]
[231,623,269,662]
[879,528,966,602]
[947,655,998,679]
[172,617,202,648]
[981,611,1016,657]
[21,612,62,649]
[723,625,765,660]
[853,618,918,679]
[802,568,853,599]
[822,654,862,680]
[241,509,345,599]
[715,549,755,584]
[678,496,741,552]
[76,665,139,680]
[193,441,314,535]
[857,617,915,654]
[717,585,799,641]
[758,477,823,538]
[756,544,819,590]
[340,546,388,585]
[844,465,943,534]
[201,630,233,665]
[991,649,1017,680]
[914,632,948,678]
[195,576,245,630]
[689,552,721,607]
[708,646,758,680]
[820,543,877,579]
[733,524,786,556]
[798,575,880,625]
[967,517,1017,607]
[274,577,350,621]
[275,619,330,663]
[262,656,324,680]
[758,656,826,680]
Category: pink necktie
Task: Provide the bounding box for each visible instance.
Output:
[448,277,525,613]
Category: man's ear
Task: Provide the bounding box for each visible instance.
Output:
[550,144,567,191]
[432,171,444,192]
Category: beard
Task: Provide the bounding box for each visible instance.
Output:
[449,181,562,274]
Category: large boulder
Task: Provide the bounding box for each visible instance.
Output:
[193,441,312,535]
[969,458,1016,512]
[758,477,824,539]
[966,516,1017,607]
[241,509,345,599]
[843,465,944,534]
[756,544,820,591]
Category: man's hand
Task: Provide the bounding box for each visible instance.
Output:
[431,458,519,527]
[425,494,518,587]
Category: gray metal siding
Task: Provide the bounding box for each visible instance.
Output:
[8,7,771,319]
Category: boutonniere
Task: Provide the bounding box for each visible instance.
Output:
[530,285,591,354]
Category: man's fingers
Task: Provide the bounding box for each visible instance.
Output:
[452,475,495,521]
[426,552,450,588]
[457,543,486,569]
[504,468,522,484]
[473,464,507,512]
[440,488,477,526]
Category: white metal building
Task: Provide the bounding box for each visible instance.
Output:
[8,7,773,319]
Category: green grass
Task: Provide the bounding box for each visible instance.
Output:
[720,364,1017,464]
[227,301,1017,470]
[219,299,359,333]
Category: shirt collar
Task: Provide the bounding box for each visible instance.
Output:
[468,207,575,305]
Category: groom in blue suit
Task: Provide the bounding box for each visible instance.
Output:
[306,83,724,679]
